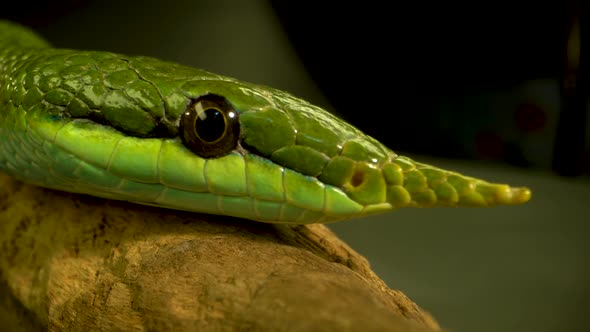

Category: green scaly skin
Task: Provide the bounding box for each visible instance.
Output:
[0,21,531,224]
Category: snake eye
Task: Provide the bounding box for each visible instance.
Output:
[180,94,239,158]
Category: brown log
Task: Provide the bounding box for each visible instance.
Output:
[0,173,441,331]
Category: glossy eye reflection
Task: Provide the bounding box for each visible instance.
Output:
[180,94,239,158]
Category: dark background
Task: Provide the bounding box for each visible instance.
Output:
[271,1,588,176]
[2,1,589,332]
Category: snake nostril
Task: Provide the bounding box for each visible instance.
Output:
[350,170,364,187]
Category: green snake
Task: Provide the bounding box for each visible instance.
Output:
[0,21,531,224]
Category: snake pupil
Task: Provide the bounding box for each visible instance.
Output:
[196,108,225,142]
[180,94,240,158]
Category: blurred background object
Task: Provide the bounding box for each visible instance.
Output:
[553,0,588,176]
[270,0,589,176]
[1,1,588,332]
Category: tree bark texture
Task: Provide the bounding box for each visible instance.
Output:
[0,173,441,331]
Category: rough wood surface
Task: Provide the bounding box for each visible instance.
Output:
[0,173,441,331]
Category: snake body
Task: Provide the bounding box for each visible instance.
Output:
[0,21,530,224]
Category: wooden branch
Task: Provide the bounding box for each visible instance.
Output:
[0,173,441,331]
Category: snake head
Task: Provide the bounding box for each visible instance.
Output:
[162,68,531,222]
[11,52,530,224]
